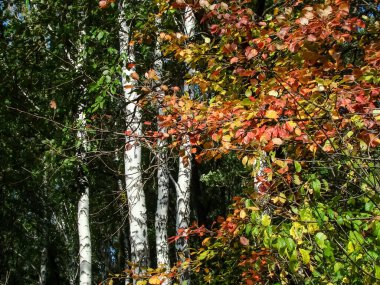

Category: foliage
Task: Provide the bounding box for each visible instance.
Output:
[2,0,380,284]
[139,0,380,284]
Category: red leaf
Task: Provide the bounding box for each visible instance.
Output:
[245,47,258,60]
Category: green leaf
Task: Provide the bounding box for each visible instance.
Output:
[312,179,321,196]
[294,161,302,173]
[276,237,286,249]
[334,262,343,273]
[375,265,380,279]
[315,232,327,249]
[97,31,105,41]
[286,238,296,254]
[198,250,209,260]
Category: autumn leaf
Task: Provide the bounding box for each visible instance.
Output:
[131,72,139,80]
[272,138,283,145]
[265,110,279,119]
[318,5,332,18]
[230,57,239,64]
[240,236,249,246]
[127,63,136,69]
[245,47,258,60]
[146,69,159,80]
[268,90,278,97]
[49,100,57,110]
[298,17,309,25]
[148,276,161,285]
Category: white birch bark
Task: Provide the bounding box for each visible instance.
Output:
[154,14,171,284]
[119,0,150,280]
[175,6,196,285]
[77,109,92,285]
[74,24,92,285]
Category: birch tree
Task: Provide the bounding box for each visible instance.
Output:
[77,108,92,285]
[153,13,171,281]
[118,0,150,278]
[174,6,196,284]
[74,14,92,282]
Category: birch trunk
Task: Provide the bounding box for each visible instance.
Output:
[77,109,92,285]
[175,6,196,284]
[119,0,150,279]
[175,140,192,284]
[154,14,171,284]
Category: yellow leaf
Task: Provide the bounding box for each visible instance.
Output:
[299,249,310,264]
[240,210,247,219]
[347,241,354,254]
[202,237,211,246]
[261,214,271,226]
[222,135,231,142]
[265,110,279,119]
[242,156,248,166]
[148,276,161,285]
[247,206,260,211]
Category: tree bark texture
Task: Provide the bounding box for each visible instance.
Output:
[119,1,150,279]
[153,13,171,285]
[77,110,92,285]
[175,6,196,285]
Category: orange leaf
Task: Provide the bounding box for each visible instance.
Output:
[131,72,139,80]
[49,100,57,110]
[148,275,161,285]
[265,110,279,119]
